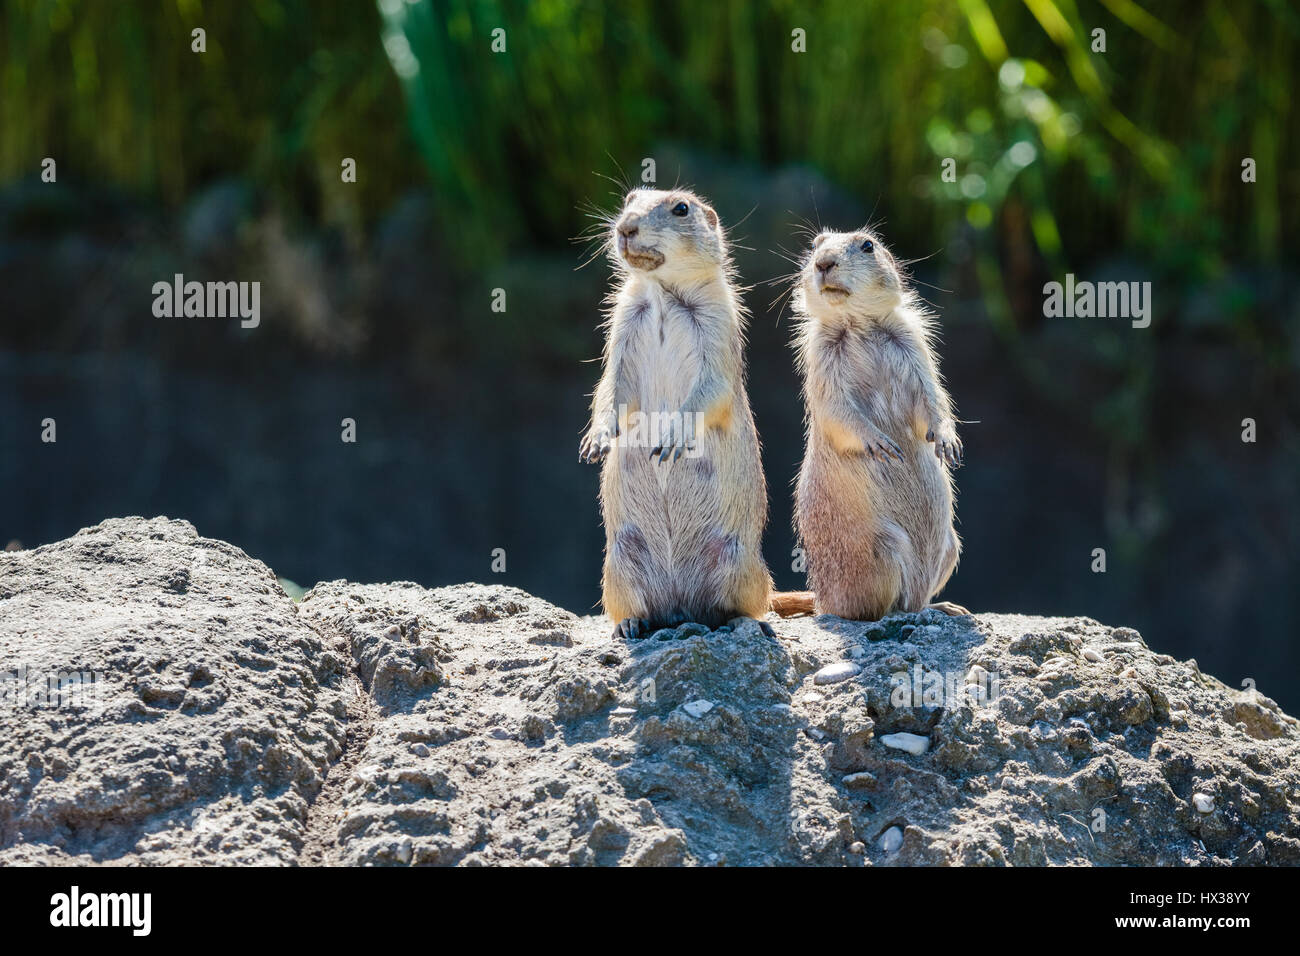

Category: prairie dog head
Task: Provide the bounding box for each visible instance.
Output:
[613,188,725,284]
[797,229,904,319]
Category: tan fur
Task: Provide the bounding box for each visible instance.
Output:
[791,229,963,620]
[580,188,773,636]
[770,590,816,616]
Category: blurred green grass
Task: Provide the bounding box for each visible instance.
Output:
[3,0,1296,453]
[4,0,1293,270]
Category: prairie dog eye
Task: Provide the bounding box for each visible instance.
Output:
[671,201,689,217]
[860,239,874,253]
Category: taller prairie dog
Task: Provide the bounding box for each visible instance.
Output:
[579,188,778,638]
[792,228,968,620]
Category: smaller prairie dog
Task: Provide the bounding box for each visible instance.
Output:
[792,228,967,620]
[580,188,774,638]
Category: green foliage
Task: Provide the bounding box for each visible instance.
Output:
[5,0,1292,275]
[374,0,1296,274]
[1,0,417,232]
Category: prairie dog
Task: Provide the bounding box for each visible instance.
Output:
[580,188,774,638]
[792,228,966,620]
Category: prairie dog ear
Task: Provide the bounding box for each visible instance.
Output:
[812,232,829,248]
[701,204,719,229]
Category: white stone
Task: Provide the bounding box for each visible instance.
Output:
[611,707,636,717]
[1192,793,1215,814]
[1083,647,1103,662]
[880,826,903,854]
[683,699,714,719]
[813,661,861,685]
[880,732,930,755]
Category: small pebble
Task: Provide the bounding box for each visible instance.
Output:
[814,661,861,685]
[806,728,827,742]
[611,707,637,717]
[489,728,511,740]
[965,664,988,686]
[1082,647,1103,662]
[842,772,876,791]
[682,699,714,719]
[1192,793,1215,814]
[1118,666,1138,678]
[410,743,430,757]
[847,841,866,855]
[880,826,903,855]
[880,732,930,755]
[1169,710,1189,725]
[899,624,916,639]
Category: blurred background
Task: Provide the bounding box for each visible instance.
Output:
[1,1,1296,707]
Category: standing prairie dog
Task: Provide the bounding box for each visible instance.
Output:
[580,188,774,638]
[792,228,967,620]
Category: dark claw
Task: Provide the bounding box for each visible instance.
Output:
[580,432,611,464]
[614,617,650,640]
[872,439,902,463]
[759,620,776,638]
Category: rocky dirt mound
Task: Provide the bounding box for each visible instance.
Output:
[3,517,1298,865]
[0,517,347,864]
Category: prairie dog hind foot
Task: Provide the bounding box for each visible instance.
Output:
[928,601,971,617]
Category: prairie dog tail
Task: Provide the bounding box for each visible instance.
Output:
[771,590,816,617]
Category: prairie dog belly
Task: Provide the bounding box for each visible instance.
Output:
[620,290,702,417]
[798,425,953,618]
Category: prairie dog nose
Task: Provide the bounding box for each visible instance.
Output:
[815,257,837,276]
[617,218,640,238]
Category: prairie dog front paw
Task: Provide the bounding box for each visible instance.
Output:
[926,422,962,467]
[579,419,619,463]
